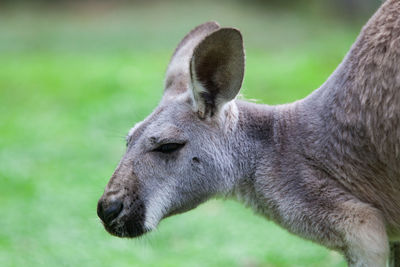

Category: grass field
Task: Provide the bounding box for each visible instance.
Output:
[0,1,371,266]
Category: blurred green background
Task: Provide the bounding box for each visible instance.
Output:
[0,0,380,266]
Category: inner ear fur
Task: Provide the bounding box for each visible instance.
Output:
[190,28,245,118]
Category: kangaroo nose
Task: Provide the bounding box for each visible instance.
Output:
[97,199,123,224]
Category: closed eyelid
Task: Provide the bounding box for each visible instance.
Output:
[152,142,185,154]
[149,137,186,146]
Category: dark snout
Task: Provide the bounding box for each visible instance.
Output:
[97,193,147,238]
[97,199,123,225]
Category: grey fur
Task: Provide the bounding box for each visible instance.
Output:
[98,1,400,265]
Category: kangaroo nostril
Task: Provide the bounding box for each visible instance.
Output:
[97,200,123,224]
[97,200,105,222]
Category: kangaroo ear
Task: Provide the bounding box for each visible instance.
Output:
[164,22,220,96]
[190,28,245,119]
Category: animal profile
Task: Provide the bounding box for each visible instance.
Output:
[98,1,400,265]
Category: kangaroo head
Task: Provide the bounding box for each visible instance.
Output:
[97,22,245,237]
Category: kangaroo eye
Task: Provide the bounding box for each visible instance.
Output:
[153,143,185,154]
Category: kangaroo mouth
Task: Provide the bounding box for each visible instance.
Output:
[103,215,147,238]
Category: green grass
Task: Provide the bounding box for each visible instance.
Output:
[0,1,368,266]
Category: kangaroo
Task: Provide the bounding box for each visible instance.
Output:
[97,0,400,266]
